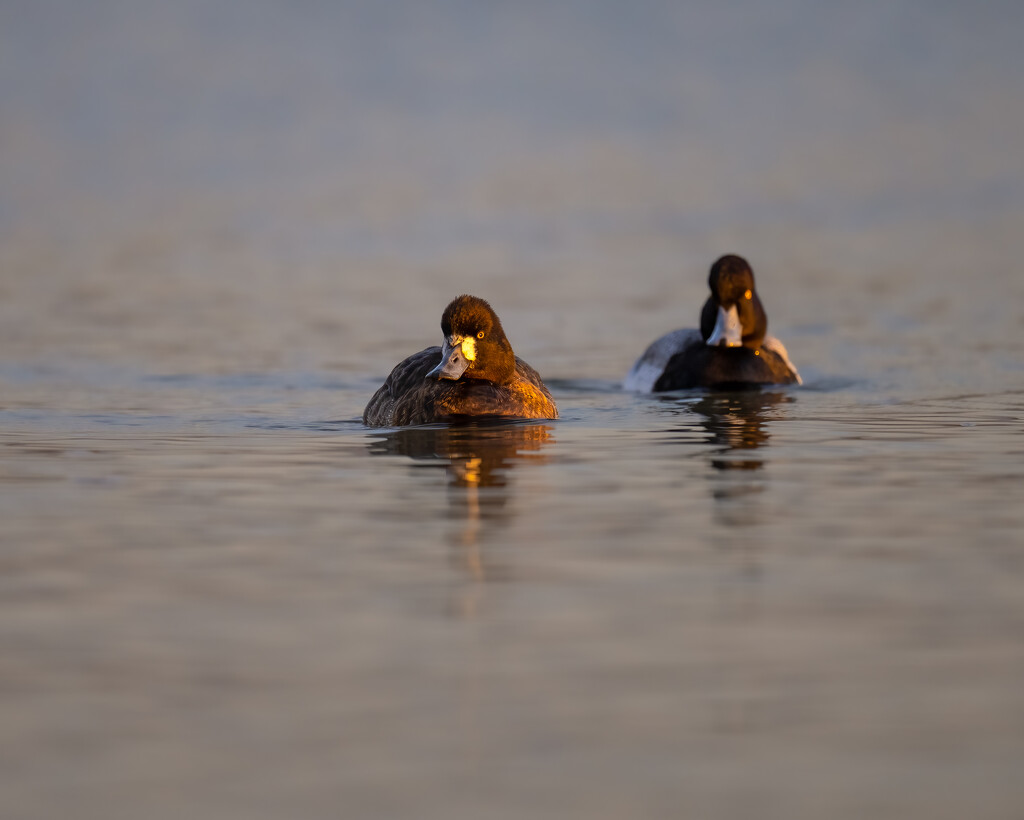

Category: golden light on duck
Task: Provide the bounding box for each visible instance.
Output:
[363,295,558,426]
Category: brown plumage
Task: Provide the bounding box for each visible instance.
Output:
[363,295,558,427]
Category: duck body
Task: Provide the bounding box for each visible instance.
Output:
[363,295,558,427]
[624,328,800,391]
[624,255,801,392]
[363,347,557,426]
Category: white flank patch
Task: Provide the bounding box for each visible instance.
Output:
[763,335,802,384]
[623,329,702,392]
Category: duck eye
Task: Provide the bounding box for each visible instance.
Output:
[477,331,485,339]
[744,289,752,300]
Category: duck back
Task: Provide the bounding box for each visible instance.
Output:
[654,340,800,391]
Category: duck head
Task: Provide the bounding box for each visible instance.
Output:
[700,254,768,349]
[427,295,517,384]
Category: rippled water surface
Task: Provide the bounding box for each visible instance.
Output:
[3,2,1024,819]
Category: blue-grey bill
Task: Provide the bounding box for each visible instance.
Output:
[427,338,470,380]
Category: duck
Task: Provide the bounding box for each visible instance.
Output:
[624,254,801,391]
[363,295,559,427]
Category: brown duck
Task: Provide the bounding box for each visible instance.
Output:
[363,295,558,427]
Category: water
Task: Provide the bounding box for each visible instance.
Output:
[2,2,1024,818]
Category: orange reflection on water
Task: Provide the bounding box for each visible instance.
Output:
[368,422,555,605]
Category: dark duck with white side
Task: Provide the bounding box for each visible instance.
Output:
[363,295,558,427]
[624,254,801,391]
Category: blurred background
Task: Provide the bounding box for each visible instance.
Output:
[2,2,1023,819]
[3,0,1021,385]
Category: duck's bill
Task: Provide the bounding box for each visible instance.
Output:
[706,304,743,347]
[427,337,470,380]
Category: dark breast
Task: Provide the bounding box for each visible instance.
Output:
[655,345,800,391]
[363,347,558,427]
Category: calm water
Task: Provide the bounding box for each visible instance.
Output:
[2,2,1024,819]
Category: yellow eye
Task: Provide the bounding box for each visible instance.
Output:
[477,331,485,339]
[744,289,752,300]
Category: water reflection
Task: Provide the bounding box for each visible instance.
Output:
[656,391,792,529]
[367,422,554,591]
[692,391,791,529]
[690,391,790,471]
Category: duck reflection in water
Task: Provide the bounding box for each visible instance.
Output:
[691,391,790,471]
[666,391,793,528]
[367,421,554,589]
